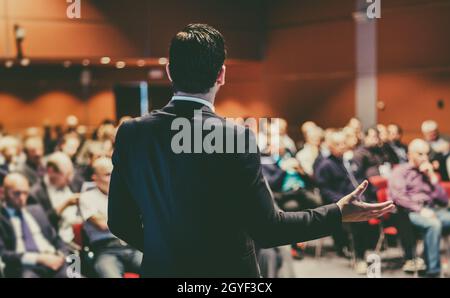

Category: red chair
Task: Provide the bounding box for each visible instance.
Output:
[440,182,450,198]
[72,223,84,247]
[123,272,140,278]
[368,187,398,253]
[369,176,388,190]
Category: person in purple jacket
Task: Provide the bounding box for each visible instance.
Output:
[389,138,450,277]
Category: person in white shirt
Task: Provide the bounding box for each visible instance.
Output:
[296,126,323,177]
[29,152,82,244]
[79,157,142,278]
[276,119,297,155]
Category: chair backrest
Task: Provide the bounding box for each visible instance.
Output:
[369,176,388,190]
[440,182,450,198]
[376,187,388,203]
[72,223,84,247]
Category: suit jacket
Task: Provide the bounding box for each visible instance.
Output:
[28,180,77,232]
[0,205,70,277]
[108,100,342,278]
[315,155,377,204]
[15,161,43,187]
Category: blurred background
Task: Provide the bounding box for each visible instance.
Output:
[0,0,448,140]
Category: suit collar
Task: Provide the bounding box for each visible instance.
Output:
[159,99,216,116]
[171,95,215,112]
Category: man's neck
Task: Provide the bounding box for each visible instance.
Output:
[174,91,216,105]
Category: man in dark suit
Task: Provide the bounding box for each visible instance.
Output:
[0,173,72,278]
[108,23,394,278]
[15,137,46,187]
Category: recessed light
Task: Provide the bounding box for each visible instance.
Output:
[116,61,126,69]
[5,60,14,68]
[158,57,168,65]
[100,57,111,64]
[20,58,30,66]
[137,59,146,67]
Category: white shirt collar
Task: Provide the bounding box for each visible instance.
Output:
[5,206,21,218]
[171,95,215,112]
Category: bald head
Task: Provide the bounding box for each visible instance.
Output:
[0,136,20,163]
[46,152,74,188]
[409,139,429,153]
[328,131,347,158]
[408,139,430,168]
[3,173,30,209]
[93,157,113,175]
[421,120,439,142]
[301,121,317,137]
[92,157,113,194]
[24,137,44,166]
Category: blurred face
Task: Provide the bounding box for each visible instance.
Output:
[47,166,69,188]
[307,129,322,147]
[27,145,44,166]
[364,129,380,148]
[377,125,388,143]
[93,166,112,194]
[89,152,104,167]
[278,120,288,136]
[5,177,30,210]
[388,125,401,142]
[348,118,362,134]
[329,134,347,158]
[344,129,358,150]
[423,129,439,142]
[408,143,430,168]
[61,138,80,158]
[2,146,18,163]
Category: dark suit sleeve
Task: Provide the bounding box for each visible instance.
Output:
[236,129,342,249]
[108,122,144,252]
[31,206,71,255]
[28,184,61,231]
[0,227,24,272]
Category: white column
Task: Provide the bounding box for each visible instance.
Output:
[354,0,378,129]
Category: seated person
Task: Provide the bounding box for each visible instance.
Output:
[262,142,322,211]
[276,118,297,155]
[296,126,323,178]
[0,136,21,173]
[389,139,450,277]
[29,152,82,244]
[315,131,378,274]
[70,141,106,192]
[15,137,46,187]
[421,120,450,181]
[353,127,390,178]
[79,157,142,278]
[377,124,400,166]
[387,124,408,164]
[0,173,72,278]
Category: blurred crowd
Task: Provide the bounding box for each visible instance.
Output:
[255,118,450,277]
[1,115,450,278]
[0,115,141,278]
